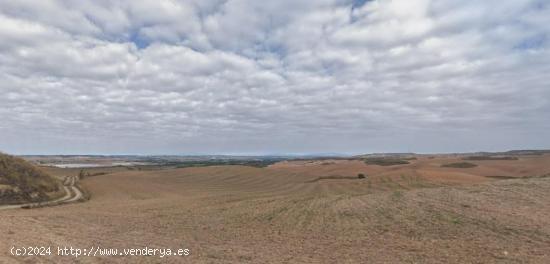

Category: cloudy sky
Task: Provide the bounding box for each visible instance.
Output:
[0,0,549,155]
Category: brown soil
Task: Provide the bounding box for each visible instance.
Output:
[1,154,550,263]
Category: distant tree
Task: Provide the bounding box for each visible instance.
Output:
[358,173,366,179]
[78,169,85,179]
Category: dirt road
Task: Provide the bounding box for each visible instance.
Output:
[0,175,83,210]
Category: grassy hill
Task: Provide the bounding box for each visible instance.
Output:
[0,153,60,204]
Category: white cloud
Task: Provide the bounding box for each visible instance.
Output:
[0,0,549,154]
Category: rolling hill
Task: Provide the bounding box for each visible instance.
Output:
[0,153,60,204]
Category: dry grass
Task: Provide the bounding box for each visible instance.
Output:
[0,153,60,204]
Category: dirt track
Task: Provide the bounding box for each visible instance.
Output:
[0,175,83,210]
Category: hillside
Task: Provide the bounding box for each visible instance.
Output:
[0,153,60,204]
[2,155,549,263]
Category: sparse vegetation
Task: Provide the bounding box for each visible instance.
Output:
[463,156,518,161]
[308,175,361,182]
[358,173,366,179]
[442,162,478,168]
[77,170,108,178]
[484,175,518,180]
[391,190,403,201]
[172,159,283,168]
[364,158,410,166]
[0,153,59,204]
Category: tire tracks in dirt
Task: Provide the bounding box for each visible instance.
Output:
[0,175,84,210]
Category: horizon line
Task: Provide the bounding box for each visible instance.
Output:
[13,148,550,157]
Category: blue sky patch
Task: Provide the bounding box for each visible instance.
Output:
[515,34,546,51]
[129,32,150,49]
[352,0,373,9]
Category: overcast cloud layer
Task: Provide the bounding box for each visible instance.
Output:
[0,0,549,155]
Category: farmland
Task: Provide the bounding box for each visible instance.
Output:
[1,153,550,263]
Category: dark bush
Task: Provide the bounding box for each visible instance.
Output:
[441,162,478,168]
[358,173,366,179]
[364,158,410,166]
